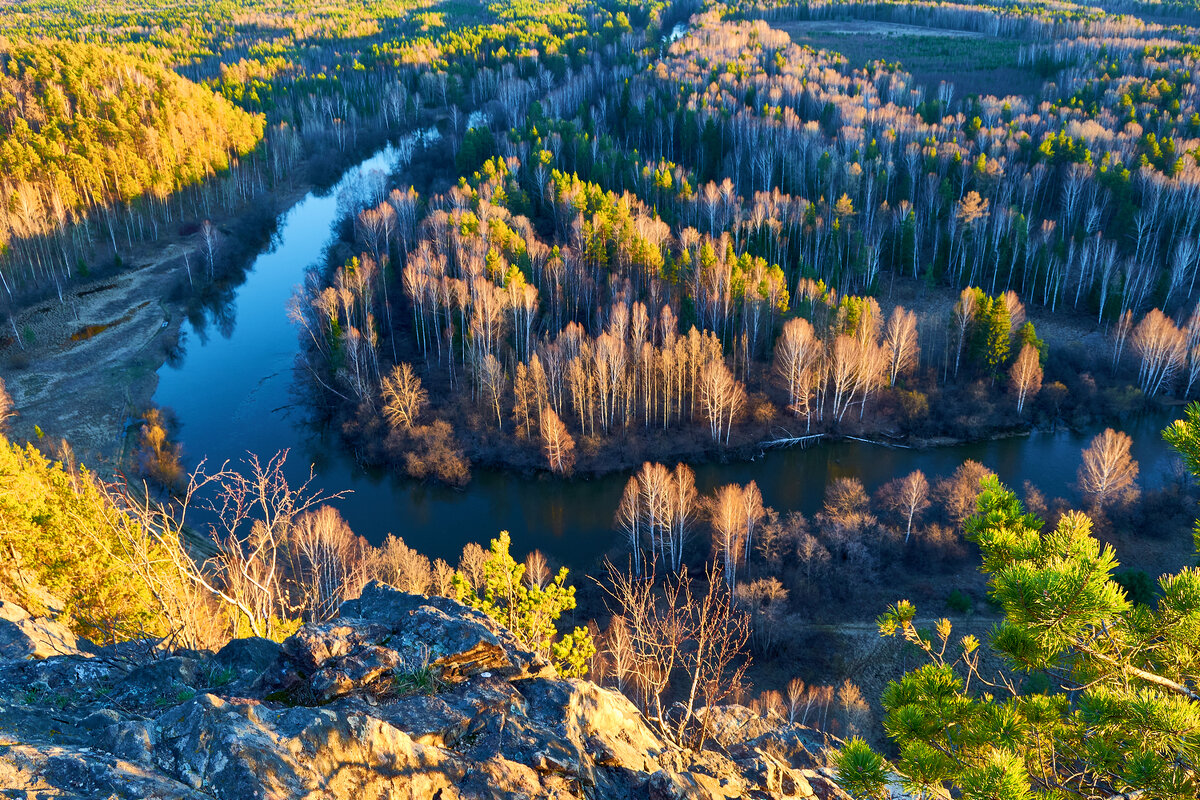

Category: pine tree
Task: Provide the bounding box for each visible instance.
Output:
[836,449,1200,799]
[451,532,594,677]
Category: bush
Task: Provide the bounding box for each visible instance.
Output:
[946,588,973,613]
[451,531,594,677]
[0,435,181,641]
[133,408,184,490]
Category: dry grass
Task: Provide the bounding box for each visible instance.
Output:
[776,20,1041,98]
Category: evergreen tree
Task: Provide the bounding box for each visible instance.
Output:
[452,531,594,677]
[836,409,1200,799]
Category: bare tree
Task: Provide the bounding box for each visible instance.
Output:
[603,615,636,694]
[1009,343,1043,416]
[1002,290,1026,336]
[524,550,550,589]
[1131,308,1186,396]
[879,470,930,544]
[380,363,427,430]
[1078,428,1139,507]
[285,506,367,622]
[773,317,822,419]
[698,359,745,443]
[1112,309,1134,371]
[200,219,219,279]
[786,677,807,724]
[540,405,576,474]
[883,306,919,386]
[602,562,750,750]
[935,460,995,530]
[710,484,746,589]
[478,353,507,428]
[951,288,978,377]
[456,542,488,590]
[368,534,431,593]
[735,577,788,654]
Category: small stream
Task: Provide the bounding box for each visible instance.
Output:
[154,138,1185,569]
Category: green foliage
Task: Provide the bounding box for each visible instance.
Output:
[452,531,595,677]
[0,435,174,641]
[837,470,1200,799]
[1112,568,1157,607]
[1016,322,1046,365]
[966,290,1010,374]
[1164,402,1200,552]
[945,588,973,613]
[0,39,263,246]
[456,126,497,175]
[391,662,447,697]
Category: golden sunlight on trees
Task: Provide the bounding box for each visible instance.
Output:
[1008,343,1043,416]
[134,408,183,489]
[1131,308,1187,396]
[381,363,427,430]
[615,462,699,575]
[1077,428,1139,508]
[708,482,763,590]
[539,405,575,475]
[451,531,594,678]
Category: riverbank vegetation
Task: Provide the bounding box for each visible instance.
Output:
[5,401,1200,773]
[0,0,668,316]
[837,408,1200,798]
[289,0,1200,486]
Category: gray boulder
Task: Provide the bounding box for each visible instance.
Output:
[0,600,81,661]
[0,586,848,799]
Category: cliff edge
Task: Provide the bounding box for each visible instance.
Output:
[0,582,848,799]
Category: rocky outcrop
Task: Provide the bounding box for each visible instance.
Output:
[0,581,849,799]
[0,600,81,661]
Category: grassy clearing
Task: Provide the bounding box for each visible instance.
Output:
[777,21,1041,99]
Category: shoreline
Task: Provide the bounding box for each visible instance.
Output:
[0,121,429,474]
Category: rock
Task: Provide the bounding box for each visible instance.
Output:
[148,693,466,799]
[309,644,400,701]
[210,636,282,695]
[212,636,282,676]
[80,709,122,731]
[109,656,203,714]
[518,677,666,773]
[0,584,844,799]
[337,582,555,680]
[695,704,780,747]
[0,600,81,660]
[0,741,210,799]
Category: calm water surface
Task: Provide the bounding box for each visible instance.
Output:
[155,143,1185,568]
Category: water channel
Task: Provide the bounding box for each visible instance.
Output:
[154,138,1185,569]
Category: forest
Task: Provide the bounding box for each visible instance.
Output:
[282,0,1200,488]
[4,0,1200,797]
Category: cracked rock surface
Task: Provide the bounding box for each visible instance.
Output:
[0,582,849,799]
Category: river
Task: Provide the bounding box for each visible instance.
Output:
[154,139,1186,569]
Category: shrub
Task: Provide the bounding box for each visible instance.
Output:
[0,435,181,641]
[451,531,594,677]
[946,588,973,613]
